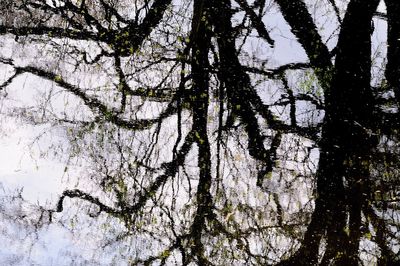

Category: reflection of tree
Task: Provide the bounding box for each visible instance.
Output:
[0,0,399,264]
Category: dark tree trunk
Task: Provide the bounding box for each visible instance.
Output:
[279,0,380,264]
[189,0,213,264]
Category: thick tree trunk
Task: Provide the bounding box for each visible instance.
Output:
[280,0,380,264]
[189,0,213,264]
[323,1,379,263]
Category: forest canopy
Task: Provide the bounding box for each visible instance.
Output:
[0,0,399,265]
